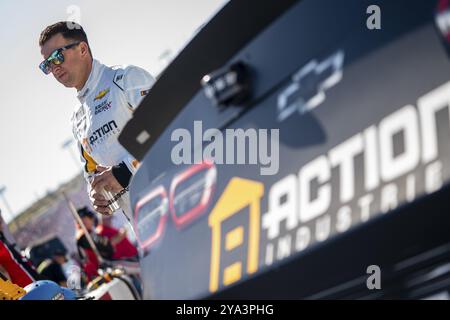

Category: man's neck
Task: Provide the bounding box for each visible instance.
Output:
[76,58,94,91]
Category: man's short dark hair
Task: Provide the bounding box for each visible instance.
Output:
[39,21,92,56]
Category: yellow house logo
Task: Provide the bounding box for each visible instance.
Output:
[208,177,264,293]
[94,88,110,101]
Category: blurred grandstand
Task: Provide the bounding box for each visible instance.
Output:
[8,173,91,255]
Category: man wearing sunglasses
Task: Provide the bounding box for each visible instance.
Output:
[39,22,155,221]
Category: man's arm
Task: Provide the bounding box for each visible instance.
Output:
[109,65,156,187]
[73,139,111,214]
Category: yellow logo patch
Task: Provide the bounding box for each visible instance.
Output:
[94,88,110,101]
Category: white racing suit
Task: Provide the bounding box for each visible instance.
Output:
[71,59,155,221]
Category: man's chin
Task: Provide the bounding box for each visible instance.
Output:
[58,79,74,88]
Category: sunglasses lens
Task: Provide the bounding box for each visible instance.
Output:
[50,51,64,65]
[39,61,51,75]
[39,50,64,74]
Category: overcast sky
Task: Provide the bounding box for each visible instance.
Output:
[0,0,227,222]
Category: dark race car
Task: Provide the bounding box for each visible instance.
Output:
[119,0,450,299]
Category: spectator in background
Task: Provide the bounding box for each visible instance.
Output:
[37,249,68,287]
[96,215,138,261]
[75,207,114,281]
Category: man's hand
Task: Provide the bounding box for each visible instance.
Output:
[89,165,123,215]
[89,190,112,216]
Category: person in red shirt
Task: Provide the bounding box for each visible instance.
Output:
[75,207,114,281]
[0,209,39,287]
[96,215,138,260]
[76,207,138,282]
[76,208,141,294]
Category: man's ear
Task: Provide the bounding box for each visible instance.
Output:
[80,42,89,57]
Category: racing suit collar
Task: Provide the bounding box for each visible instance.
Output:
[77,59,104,103]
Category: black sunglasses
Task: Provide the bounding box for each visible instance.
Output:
[39,42,80,75]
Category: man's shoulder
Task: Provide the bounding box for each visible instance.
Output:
[110,64,128,91]
[109,64,153,91]
[110,63,147,72]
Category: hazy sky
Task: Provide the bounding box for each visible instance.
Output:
[0,0,227,222]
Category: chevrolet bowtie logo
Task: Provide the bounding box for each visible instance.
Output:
[94,88,110,101]
[277,50,345,122]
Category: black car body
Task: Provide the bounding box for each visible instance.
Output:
[119,0,450,299]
